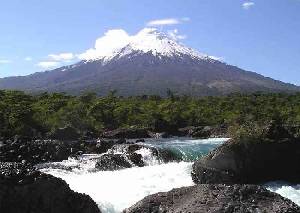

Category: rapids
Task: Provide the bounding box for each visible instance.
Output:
[38,137,300,212]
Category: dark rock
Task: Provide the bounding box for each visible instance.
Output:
[108,144,158,155]
[147,131,170,138]
[48,126,81,140]
[95,154,133,171]
[178,125,228,138]
[101,127,150,139]
[0,162,101,213]
[192,126,212,138]
[127,153,144,167]
[124,184,300,213]
[157,148,182,163]
[192,138,300,184]
[0,139,116,164]
[95,143,180,171]
[177,126,197,136]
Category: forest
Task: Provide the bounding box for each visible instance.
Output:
[0,90,299,139]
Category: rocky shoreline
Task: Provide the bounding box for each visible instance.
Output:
[125,184,300,213]
[0,123,300,212]
[0,162,101,213]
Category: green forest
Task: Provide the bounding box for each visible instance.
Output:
[0,90,299,139]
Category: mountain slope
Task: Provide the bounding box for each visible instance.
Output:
[0,28,299,96]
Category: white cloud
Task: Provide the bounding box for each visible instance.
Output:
[0,59,12,64]
[147,17,190,26]
[167,29,187,40]
[78,29,131,60]
[37,61,60,69]
[24,57,32,61]
[242,2,255,9]
[48,53,74,61]
[78,27,189,61]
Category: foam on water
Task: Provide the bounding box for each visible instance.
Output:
[39,137,300,212]
[266,182,300,206]
[142,137,229,161]
[38,138,226,212]
[41,162,194,213]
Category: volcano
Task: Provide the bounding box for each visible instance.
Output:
[0,28,299,96]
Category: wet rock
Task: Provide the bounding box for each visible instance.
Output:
[124,184,300,213]
[95,154,133,171]
[157,148,182,163]
[0,162,101,213]
[128,153,144,167]
[192,138,300,184]
[108,144,157,155]
[0,139,117,164]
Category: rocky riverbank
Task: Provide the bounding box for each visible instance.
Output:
[123,121,300,212]
[191,121,300,184]
[0,162,101,213]
[1,121,300,212]
[125,184,300,213]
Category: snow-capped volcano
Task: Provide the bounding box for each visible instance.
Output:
[80,28,210,64]
[0,28,299,96]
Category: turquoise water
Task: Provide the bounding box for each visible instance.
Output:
[40,137,228,212]
[40,137,300,212]
[141,137,229,161]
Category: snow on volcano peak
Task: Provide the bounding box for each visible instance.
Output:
[79,28,210,63]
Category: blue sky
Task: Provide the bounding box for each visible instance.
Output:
[0,0,299,85]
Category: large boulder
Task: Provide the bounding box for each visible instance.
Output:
[0,162,100,213]
[95,153,143,171]
[124,184,300,213]
[95,143,180,171]
[109,143,181,163]
[101,127,150,139]
[192,138,300,184]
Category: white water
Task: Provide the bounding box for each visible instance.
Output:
[39,138,300,212]
[41,161,193,213]
[266,182,300,206]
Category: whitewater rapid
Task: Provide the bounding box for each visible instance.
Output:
[39,138,300,212]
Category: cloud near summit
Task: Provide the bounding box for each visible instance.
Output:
[78,28,187,61]
[78,29,131,61]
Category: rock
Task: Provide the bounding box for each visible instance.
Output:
[178,125,228,138]
[147,131,170,138]
[95,154,133,171]
[101,127,150,139]
[124,184,300,213]
[177,126,197,136]
[0,162,101,213]
[127,153,144,167]
[192,138,300,184]
[108,144,158,156]
[0,139,117,164]
[48,126,81,140]
[192,126,212,138]
[157,148,182,163]
[95,143,180,171]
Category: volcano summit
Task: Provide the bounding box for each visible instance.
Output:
[0,28,298,96]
